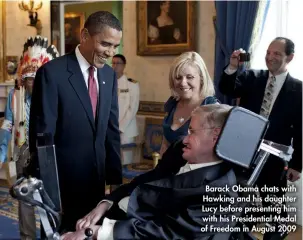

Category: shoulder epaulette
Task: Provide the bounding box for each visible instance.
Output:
[128,78,138,84]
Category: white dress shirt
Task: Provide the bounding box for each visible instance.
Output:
[97,160,223,240]
[224,65,287,115]
[75,45,99,93]
[265,71,287,113]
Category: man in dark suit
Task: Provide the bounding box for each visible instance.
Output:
[218,37,302,208]
[63,104,240,240]
[29,11,123,232]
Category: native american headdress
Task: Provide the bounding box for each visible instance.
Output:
[18,35,59,84]
[13,36,59,149]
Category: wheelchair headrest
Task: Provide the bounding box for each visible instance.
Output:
[215,107,269,169]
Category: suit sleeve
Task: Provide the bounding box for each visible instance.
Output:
[219,66,252,98]
[104,138,186,203]
[112,177,237,240]
[289,81,302,172]
[28,66,58,176]
[104,72,122,185]
[119,82,139,133]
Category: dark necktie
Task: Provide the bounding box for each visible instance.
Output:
[88,66,98,119]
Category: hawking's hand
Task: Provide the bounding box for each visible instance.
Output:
[287,168,301,182]
[76,201,111,230]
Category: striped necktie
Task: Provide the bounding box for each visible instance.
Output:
[260,76,276,118]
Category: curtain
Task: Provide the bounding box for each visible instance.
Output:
[249,1,270,67]
[213,1,260,104]
[251,0,303,82]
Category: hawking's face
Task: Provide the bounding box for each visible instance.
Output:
[182,114,219,164]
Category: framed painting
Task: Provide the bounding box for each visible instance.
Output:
[5,56,19,81]
[50,1,61,54]
[64,12,85,54]
[138,101,165,117]
[137,1,196,56]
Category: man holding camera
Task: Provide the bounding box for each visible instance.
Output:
[219,37,302,211]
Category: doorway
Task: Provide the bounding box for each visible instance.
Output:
[50,1,123,56]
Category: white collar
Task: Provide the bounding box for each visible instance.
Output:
[75,45,97,73]
[118,74,127,82]
[186,160,223,171]
[269,71,288,79]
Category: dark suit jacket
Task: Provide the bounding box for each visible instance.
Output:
[106,139,186,205]
[113,163,238,240]
[219,68,302,174]
[29,52,122,230]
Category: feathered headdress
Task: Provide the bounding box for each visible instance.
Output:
[18,35,59,81]
[13,36,59,149]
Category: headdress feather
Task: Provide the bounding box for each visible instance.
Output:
[19,35,59,81]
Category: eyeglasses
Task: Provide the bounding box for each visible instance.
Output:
[188,127,215,135]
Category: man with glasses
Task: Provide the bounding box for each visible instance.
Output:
[64,104,239,240]
[112,54,140,165]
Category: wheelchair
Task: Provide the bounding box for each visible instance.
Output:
[215,107,294,240]
[10,107,295,240]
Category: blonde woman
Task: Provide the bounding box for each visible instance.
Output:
[160,51,218,156]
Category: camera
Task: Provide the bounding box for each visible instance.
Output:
[239,52,251,62]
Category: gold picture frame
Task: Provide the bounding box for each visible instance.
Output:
[138,101,166,117]
[137,1,196,56]
[64,12,85,54]
[5,56,19,81]
[0,1,7,82]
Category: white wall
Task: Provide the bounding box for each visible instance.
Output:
[5,0,51,57]
[122,1,216,102]
[4,1,216,102]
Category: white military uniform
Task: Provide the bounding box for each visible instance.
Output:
[118,75,140,164]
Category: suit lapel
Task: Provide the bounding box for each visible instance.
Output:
[269,73,292,121]
[67,53,95,131]
[96,68,106,132]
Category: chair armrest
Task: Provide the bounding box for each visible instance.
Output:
[152,152,161,168]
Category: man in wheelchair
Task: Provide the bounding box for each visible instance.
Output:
[61,103,292,240]
[12,104,294,240]
[61,104,238,240]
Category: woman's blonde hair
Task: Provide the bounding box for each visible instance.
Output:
[169,51,215,100]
